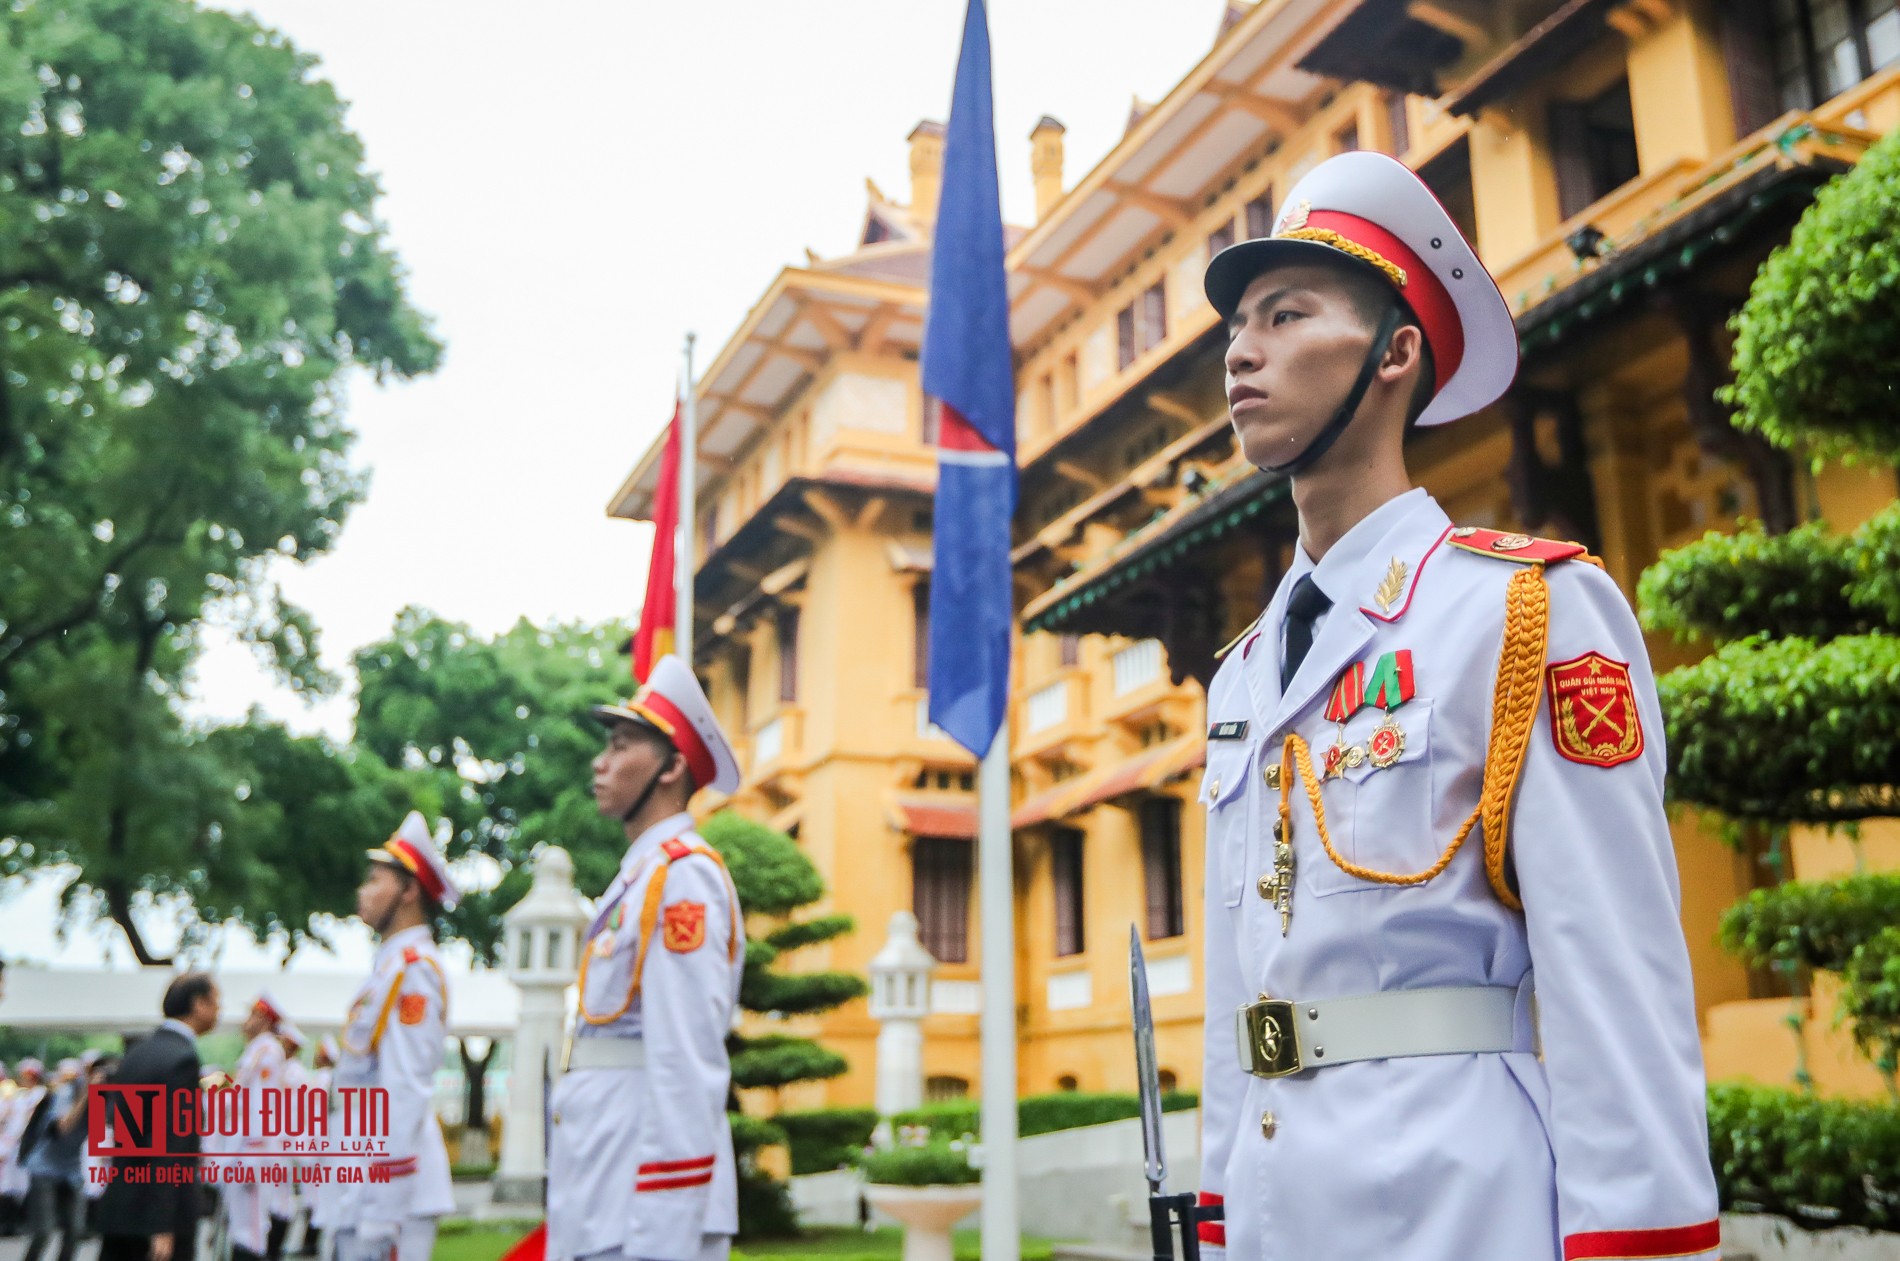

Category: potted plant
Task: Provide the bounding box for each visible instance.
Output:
[859,1130,983,1261]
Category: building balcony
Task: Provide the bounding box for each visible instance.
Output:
[1014,671,1090,760]
[1498,108,1881,328]
[745,705,803,784]
[897,691,975,764]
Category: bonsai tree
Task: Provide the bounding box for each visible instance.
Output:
[701,810,868,1237]
[1637,119,1900,1231]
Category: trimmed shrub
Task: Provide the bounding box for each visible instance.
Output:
[778,1107,879,1175]
[1708,1082,1900,1230]
[890,1090,1199,1140]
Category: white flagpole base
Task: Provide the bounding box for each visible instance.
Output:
[978,728,1018,1258]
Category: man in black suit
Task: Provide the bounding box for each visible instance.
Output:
[97,973,221,1261]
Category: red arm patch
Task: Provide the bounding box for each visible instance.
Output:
[398,993,428,1025]
[662,901,707,953]
[1545,652,1644,768]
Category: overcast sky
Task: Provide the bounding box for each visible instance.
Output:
[2,0,1227,974]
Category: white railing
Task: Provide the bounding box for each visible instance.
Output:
[1047,970,1093,1012]
[916,697,953,741]
[1112,639,1164,695]
[1026,680,1069,733]
[931,979,981,1015]
[1144,953,1192,998]
[753,716,784,767]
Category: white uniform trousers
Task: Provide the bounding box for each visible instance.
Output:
[330,1219,437,1261]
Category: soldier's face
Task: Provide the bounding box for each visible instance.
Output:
[356,862,410,930]
[592,721,672,818]
[1223,264,1388,470]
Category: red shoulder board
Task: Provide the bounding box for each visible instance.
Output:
[660,839,693,861]
[1446,526,1588,565]
[402,946,420,964]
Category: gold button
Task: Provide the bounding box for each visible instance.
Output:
[1262,763,1281,789]
[1209,777,1221,799]
[1260,1110,1277,1139]
[1256,873,1277,900]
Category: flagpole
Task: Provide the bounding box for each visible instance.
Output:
[676,332,697,665]
[978,727,1019,1258]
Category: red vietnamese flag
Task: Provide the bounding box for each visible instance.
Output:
[633,404,681,683]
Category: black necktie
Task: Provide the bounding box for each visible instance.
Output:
[1282,575,1332,682]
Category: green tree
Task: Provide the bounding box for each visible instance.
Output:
[0,0,439,961]
[701,810,868,1238]
[1723,124,1900,465]
[351,608,635,961]
[1640,126,1900,1132]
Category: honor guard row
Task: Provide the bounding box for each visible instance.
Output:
[1192,152,1720,1260]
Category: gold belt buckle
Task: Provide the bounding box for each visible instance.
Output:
[1239,996,1302,1078]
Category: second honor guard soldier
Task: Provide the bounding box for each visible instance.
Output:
[546,655,746,1261]
[332,812,458,1261]
[227,994,289,1261]
[1193,153,1718,1260]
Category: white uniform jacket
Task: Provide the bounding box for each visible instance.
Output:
[225,1033,287,1255]
[332,925,455,1230]
[272,1056,309,1219]
[547,812,746,1261]
[1197,489,1718,1261]
[0,1084,46,1198]
[307,1066,341,1231]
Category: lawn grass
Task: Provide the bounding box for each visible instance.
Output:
[431,1223,1057,1261]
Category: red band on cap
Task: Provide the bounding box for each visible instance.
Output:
[1302,209,1465,395]
[641,692,716,789]
[385,839,447,905]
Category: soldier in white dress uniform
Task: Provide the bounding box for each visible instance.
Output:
[330,812,458,1261]
[1191,152,1720,1261]
[269,1022,308,1260]
[545,655,746,1261]
[0,1060,47,1228]
[226,995,289,1261]
[301,1037,338,1259]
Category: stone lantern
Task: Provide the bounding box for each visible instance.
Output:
[494,845,591,1205]
[868,910,938,1119]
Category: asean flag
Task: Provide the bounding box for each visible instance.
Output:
[924,0,1016,759]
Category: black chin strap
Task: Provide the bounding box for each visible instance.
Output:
[1265,303,1404,477]
[621,756,674,825]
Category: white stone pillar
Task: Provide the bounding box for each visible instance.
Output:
[494,846,592,1205]
[868,911,938,1120]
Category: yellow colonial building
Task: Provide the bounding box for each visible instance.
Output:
[610,0,1900,1110]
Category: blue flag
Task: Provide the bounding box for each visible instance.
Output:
[924,0,1016,759]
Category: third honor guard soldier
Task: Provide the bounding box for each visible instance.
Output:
[1192,152,1718,1260]
[332,812,458,1261]
[546,655,746,1261]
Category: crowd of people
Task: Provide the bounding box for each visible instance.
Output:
[0,658,750,1261]
[0,982,338,1261]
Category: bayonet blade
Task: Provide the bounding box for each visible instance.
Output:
[1130,924,1167,1195]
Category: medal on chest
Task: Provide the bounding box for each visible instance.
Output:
[591,904,625,959]
[1322,649,1415,778]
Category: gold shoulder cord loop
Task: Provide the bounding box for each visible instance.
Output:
[1276,565,1550,908]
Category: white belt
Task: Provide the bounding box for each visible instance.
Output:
[565,1038,647,1072]
[1236,985,1524,1078]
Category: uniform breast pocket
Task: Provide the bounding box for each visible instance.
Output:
[579,926,638,1022]
[1309,699,1437,897]
[1200,742,1256,908]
